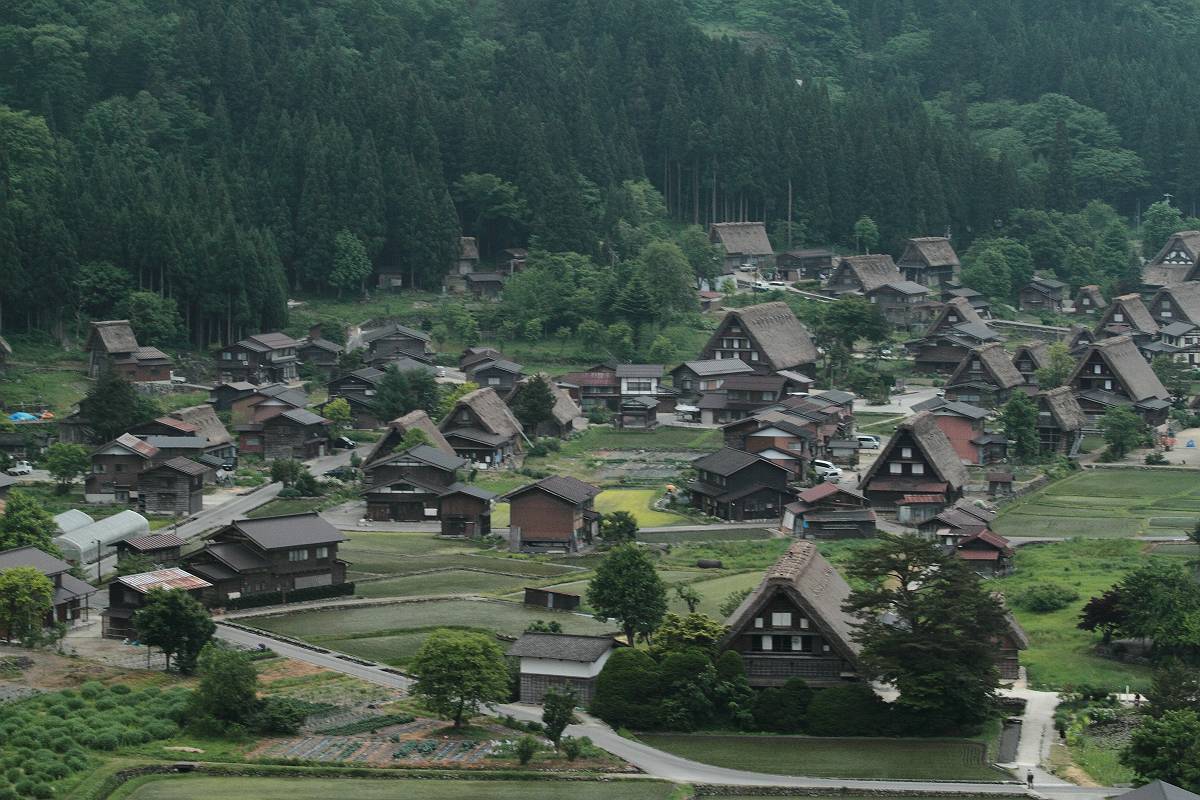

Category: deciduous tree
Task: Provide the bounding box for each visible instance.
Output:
[599,510,638,544]
[0,490,61,555]
[131,588,215,673]
[541,686,576,748]
[1100,406,1145,458]
[44,443,91,493]
[999,392,1039,461]
[586,544,666,644]
[1121,709,1200,792]
[1033,343,1076,389]
[322,397,352,437]
[409,629,510,727]
[509,375,556,431]
[78,371,162,445]
[0,566,53,645]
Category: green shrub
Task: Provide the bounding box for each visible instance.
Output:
[1014,583,1080,613]
[590,648,661,729]
[79,682,103,699]
[0,785,17,800]
[278,486,302,498]
[109,683,132,695]
[515,735,539,765]
[30,782,51,799]
[805,684,892,736]
[561,736,583,761]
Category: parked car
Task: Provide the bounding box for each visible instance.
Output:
[323,466,359,482]
[332,436,357,450]
[5,461,33,476]
[811,459,842,481]
[855,434,881,449]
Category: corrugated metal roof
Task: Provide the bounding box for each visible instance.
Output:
[117,567,211,593]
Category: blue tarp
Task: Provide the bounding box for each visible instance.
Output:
[8,412,36,421]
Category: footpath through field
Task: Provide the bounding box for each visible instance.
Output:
[215,624,1113,800]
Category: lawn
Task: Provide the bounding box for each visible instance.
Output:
[639,734,1007,781]
[993,469,1200,538]
[244,598,616,665]
[667,570,764,617]
[343,549,578,579]
[994,539,1161,691]
[355,569,532,598]
[560,425,723,454]
[638,527,775,544]
[117,776,678,800]
[854,412,903,435]
[594,488,691,527]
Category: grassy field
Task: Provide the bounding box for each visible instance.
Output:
[594,488,690,527]
[665,570,763,617]
[639,735,1006,781]
[560,425,723,454]
[355,569,532,598]
[246,497,326,518]
[244,597,615,665]
[638,527,775,544]
[116,776,679,800]
[994,539,1162,691]
[993,469,1200,538]
[854,412,903,435]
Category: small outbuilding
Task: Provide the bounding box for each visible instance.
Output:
[987,471,1015,498]
[1113,782,1200,800]
[522,587,582,611]
[101,568,212,639]
[506,632,617,705]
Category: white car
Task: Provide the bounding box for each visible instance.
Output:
[855,434,881,449]
[811,459,842,481]
[5,461,33,476]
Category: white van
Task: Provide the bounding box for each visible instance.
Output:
[811,459,842,481]
[855,434,881,449]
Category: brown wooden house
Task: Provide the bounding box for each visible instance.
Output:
[557,367,620,411]
[216,332,300,384]
[439,387,525,467]
[908,297,1003,373]
[464,272,505,298]
[297,335,344,380]
[138,457,207,516]
[1037,387,1087,456]
[437,483,495,538]
[670,359,756,399]
[865,280,931,331]
[228,384,309,425]
[1095,293,1158,340]
[1075,285,1106,315]
[1018,276,1068,312]
[720,541,863,687]
[774,248,833,282]
[182,513,348,603]
[85,433,160,504]
[688,448,794,522]
[943,343,1026,408]
[360,323,434,365]
[1012,342,1049,386]
[361,444,467,522]
[826,254,903,296]
[101,568,211,638]
[698,302,818,374]
[955,529,1014,577]
[324,367,387,429]
[85,321,173,382]
[780,483,875,539]
[1142,230,1200,290]
[709,222,774,274]
[696,373,798,425]
[237,408,331,460]
[858,412,967,509]
[467,359,524,392]
[504,476,601,553]
[1067,335,1171,426]
[0,546,95,632]
[897,236,961,288]
[364,410,457,466]
[114,533,184,566]
[1149,281,1200,330]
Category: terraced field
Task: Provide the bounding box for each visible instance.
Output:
[993,469,1200,538]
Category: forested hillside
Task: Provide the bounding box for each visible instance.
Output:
[0,0,1191,345]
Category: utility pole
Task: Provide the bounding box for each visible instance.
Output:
[787,178,794,250]
[94,539,102,582]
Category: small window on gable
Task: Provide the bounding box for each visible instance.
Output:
[1104,379,1113,390]
[889,462,902,474]
[753,617,763,629]
[901,447,912,458]
[799,618,809,630]
[1114,312,1124,322]
[760,635,773,651]
[771,612,791,627]
[912,463,925,475]
[1093,364,1102,374]
[790,636,804,651]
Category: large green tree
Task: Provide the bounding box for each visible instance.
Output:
[1100,406,1146,458]
[999,392,1039,461]
[409,629,510,727]
[0,566,54,645]
[509,375,556,432]
[131,588,215,673]
[371,366,440,423]
[843,533,1007,734]
[586,544,667,644]
[44,443,91,493]
[1121,709,1200,792]
[1033,343,1076,389]
[77,371,161,444]
[328,229,371,297]
[0,490,61,555]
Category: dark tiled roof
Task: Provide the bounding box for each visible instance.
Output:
[109,433,159,459]
[139,435,207,450]
[361,322,431,344]
[1115,781,1200,800]
[614,364,664,378]
[507,633,615,662]
[504,476,600,505]
[440,482,497,501]
[692,447,770,476]
[276,408,330,426]
[229,512,347,550]
[0,546,74,576]
[150,456,210,477]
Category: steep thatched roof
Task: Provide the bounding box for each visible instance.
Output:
[925,296,985,336]
[947,343,1024,391]
[508,375,584,428]
[1077,285,1107,309]
[88,320,139,353]
[859,411,968,492]
[1070,335,1169,402]
[1039,387,1087,432]
[709,222,773,256]
[364,410,455,465]
[899,237,960,268]
[442,387,524,440]
[1153,282,1200,325]
[714,302,818,370]
[1099,294,1157,335]
[1012,342,1048,371]
[169,405,232,447]
[833,255,902,292]
[1149,231,1200,265]
[720,541,862,664]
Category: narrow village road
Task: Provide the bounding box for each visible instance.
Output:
[215,624,1114,800]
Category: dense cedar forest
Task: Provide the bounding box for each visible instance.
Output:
[0,0,1194,344]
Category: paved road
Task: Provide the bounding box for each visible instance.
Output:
[215,624,1113,800]
[857,387,942,415]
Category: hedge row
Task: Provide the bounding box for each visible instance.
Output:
[224,582,355,610]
